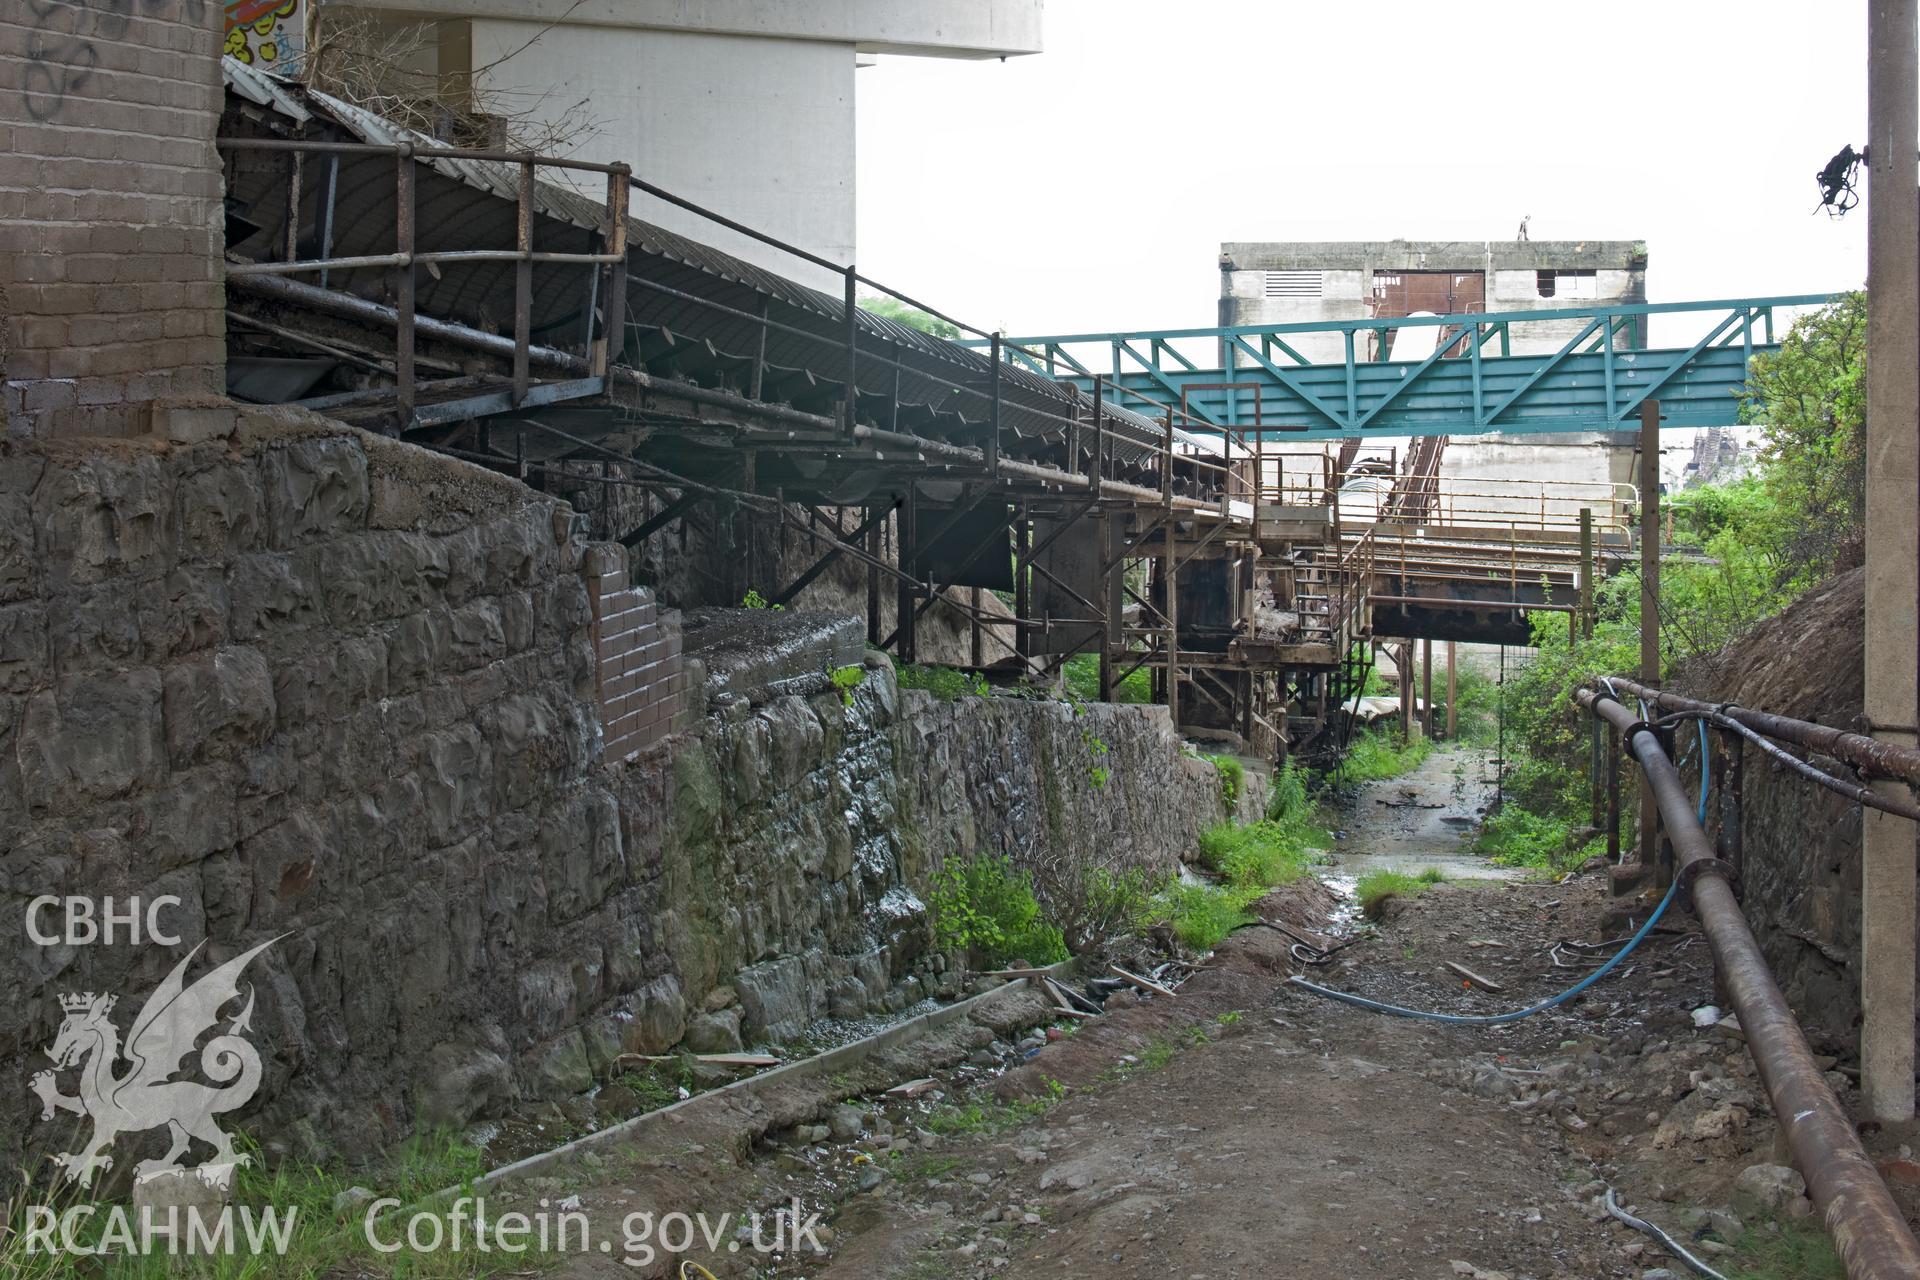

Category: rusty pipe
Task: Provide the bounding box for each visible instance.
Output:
[229,270,583,371]
[1578,686,1920,1280]
[1606,675,1920,786]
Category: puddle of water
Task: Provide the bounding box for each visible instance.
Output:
[1324,745,1522,898]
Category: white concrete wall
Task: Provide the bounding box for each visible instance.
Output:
[470,22,855,292]
[1221,267,1365,364]
[1487,267,1638,355]
[394,0,1042,57]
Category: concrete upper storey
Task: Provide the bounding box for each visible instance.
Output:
[1220,239,1647,274]
[327,1,1041,290]
[350,0,1045,58]
[1219,238,1649,366]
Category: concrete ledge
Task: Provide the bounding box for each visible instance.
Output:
[441,969,1062,1200]
[683,607,863,706]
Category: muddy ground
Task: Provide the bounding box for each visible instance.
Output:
[476,745,1920,1280]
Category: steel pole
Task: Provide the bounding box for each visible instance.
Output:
[1638,398,1662,879]
[1445,640,1457,741]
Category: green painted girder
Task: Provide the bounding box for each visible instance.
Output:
[967,295,1834,439]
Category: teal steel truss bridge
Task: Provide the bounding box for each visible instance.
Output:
[967,295,1834,440]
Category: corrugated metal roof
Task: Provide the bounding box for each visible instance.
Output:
[219,58,1173,466]
[223,56,310,122]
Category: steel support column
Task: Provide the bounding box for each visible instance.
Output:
[1639,399,1663,881]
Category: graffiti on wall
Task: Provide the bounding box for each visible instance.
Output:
[223,0,302,69]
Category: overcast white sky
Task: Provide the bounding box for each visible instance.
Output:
[854,1,1871,346]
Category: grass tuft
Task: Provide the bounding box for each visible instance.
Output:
[1203,753,1245,809]
[1354,867,1446,917]
[1194,821,1319,891]
[1725,1218,1843,1280]
[892,661,987,701]
[1342,728,1433,782]
[1143,881,1263,952]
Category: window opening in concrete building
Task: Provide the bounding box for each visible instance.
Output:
[1536,268,1598,299]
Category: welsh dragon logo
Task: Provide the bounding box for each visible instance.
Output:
[31,938,280,1188]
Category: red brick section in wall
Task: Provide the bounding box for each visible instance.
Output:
[586,547,685,762]
[0,0,227,438]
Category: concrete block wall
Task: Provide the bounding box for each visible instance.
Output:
[586,547,686,762]
[0,0,226,438]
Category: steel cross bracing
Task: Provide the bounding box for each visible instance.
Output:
[966,297,1833,440]
[215,63,1831,760]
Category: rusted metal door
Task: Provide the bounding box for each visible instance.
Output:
[1369,270,1485,359]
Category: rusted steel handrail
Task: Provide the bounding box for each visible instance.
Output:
[220,133,632,426]
[1604,676,1920,786]
[217,135,629,173]
[1578,686,1920,1280]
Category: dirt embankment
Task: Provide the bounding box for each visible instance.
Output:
[1673,566,1886,1051]
[1676,565,1864,729]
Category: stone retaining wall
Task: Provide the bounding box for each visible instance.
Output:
[2,413,1229,1171]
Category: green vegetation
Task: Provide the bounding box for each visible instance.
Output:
[924,1078,1066,1135]
[1725,1218,1844,1280]
[1739,289,1866,588]
[1135,758,1335,953]
[1441,668,1500,747]
[1144,880,1261,951]
[1341,727,1433,782]
[1475,806,1603,874]
[1069,865,1162,950]
[611,1060,690,1111]
[741,588,782,610]
[1203,753,1245,809]
[859,295,962,341]
[1195,820,1319,891]
[1481,292,1867,864]
[927,852,1067,968]
[831,664,865,705]
[1265,760,1310,823]
[0,1130,503,1279]
[1354,867,1446,917]
[1084,731,1111,789]
[892,660,989,701]
[1062,652,1151,704]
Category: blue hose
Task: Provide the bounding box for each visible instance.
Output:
[1288,705,1703,1025]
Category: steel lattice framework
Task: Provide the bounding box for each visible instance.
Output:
[969,296,1834,439]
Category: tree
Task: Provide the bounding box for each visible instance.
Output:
[1739,290,1866,586]
[859,295,962,341]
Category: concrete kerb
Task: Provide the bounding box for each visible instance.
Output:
[395,961,1075,1217]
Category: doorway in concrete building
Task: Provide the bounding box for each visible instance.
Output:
[1369,268,1485,360]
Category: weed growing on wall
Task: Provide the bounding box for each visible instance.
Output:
[1204,753,1244,809]
[830,665,865,705]
[892,661,989,700]
[927,854,1067,969]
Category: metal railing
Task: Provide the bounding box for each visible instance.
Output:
[1334,473,1636,537]
[220,126,1260,510]
[964,295,1835,438]
[1578,681,1920,1280]
[219,137,631,422]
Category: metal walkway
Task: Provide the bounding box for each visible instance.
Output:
[216,59,1824,760]
[969,296,1831,439]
